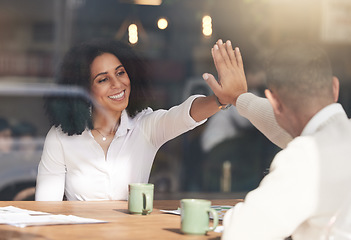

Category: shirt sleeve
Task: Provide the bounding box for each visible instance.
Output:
[140,95,207,148]
[222,137,318,240]
[35,127,66,201]
[236,92,293,149]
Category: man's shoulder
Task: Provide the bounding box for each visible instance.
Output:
[317,113,351,137]
[280,114,351,161]
[272,136,317,166]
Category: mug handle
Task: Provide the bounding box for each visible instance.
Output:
[142,192,151,215]
[207,208,219,232]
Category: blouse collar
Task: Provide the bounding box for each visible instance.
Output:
[114,110,133,137]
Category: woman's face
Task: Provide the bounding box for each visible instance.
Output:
[90,52,131,116]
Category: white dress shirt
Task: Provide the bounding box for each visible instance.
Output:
[35,95,205,201]
[222,93,351,240]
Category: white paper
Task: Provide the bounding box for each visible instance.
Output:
[0,206,49,215]
[0,206,107,228]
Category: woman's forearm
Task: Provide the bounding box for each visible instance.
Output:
[190,95,220,122]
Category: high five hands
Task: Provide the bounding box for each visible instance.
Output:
[203,39,248,106]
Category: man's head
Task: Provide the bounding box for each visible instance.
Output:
[264,42,339,137]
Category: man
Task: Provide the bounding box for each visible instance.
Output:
[203,39,351,239]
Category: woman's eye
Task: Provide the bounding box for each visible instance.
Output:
[116,70,126,76]
[98,78,107,83]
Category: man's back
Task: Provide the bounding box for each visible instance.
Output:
[222,101,351,240]
[293,111,351,238]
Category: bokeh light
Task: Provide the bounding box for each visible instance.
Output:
[202,15,212,37]
[157,18,168,30]
[128,24,138,44]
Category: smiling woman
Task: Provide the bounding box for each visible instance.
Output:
[90,53,132,154]
[35,38,243,201]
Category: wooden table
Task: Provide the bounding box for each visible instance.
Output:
[0,199,242,240]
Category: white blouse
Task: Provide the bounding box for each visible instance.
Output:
[35,95,205,201]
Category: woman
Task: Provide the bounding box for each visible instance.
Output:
[35,39,245,201]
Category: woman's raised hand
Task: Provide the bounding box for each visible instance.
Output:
[203,39,248,106]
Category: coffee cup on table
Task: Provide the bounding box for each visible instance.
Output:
[180,199,219,235]
[128,183,154,215]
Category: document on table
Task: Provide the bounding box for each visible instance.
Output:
[0,206,107,228]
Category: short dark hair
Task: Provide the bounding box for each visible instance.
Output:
[266,42,333,110]
[45,39,150,136]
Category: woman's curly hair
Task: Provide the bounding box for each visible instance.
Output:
[45,39,150,136]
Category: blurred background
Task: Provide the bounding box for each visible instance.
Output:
[0,0,350,200]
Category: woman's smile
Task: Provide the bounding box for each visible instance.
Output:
[108,90,125,100]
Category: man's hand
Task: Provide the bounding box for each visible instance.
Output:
[203,39,248,106]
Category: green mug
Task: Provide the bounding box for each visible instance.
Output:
[128,183,154,215]
[180,199,219,235]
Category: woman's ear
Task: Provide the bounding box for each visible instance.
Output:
[265,89,283,115]
[332,76,340,103]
